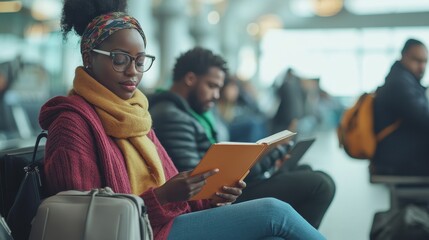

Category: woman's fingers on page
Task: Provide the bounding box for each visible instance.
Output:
[189,180,206,192]
[213,186,242,203]
[183,169,219,199]
[222,186,242,196]
[215,191,236,203]
[213,184,245,203]
[189,185,204,197]
[188,169,219,183]
[237,180,246,189]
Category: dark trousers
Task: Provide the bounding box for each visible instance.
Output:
[236,169,335,229]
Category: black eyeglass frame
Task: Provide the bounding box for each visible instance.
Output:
[92,48,155,73]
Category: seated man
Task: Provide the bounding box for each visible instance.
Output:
[149,47,335,228]
[373,39,429,175]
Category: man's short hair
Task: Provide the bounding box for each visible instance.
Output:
[401,38,426,55]
[173,47,228,82]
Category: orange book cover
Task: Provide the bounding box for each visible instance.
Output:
[190,129,296,200]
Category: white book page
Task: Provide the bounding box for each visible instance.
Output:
[217,142,257,145]
[256,129,296,145]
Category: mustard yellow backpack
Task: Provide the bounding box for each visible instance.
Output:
[337,93,401,159]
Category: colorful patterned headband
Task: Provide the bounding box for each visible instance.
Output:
[80,12,146,54]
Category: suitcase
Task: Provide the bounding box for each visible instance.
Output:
[29,187,153,240]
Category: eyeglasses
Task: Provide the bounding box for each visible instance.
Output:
[92,49,155,73]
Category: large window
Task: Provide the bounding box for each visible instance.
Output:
[260,27,429,96]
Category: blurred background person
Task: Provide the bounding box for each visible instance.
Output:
[216,75,269,142]
[373,38,429,175]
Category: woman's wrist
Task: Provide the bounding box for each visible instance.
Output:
[154,186,168,205]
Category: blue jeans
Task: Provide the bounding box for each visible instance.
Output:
[168,198,325,240]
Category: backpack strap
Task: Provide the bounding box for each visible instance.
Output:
[376,120,401,142]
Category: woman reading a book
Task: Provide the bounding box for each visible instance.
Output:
[38,0,325,239]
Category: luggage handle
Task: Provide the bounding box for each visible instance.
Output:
[89,187,114,196]
[25,131,47,170]
[23,131,47,187]
[82,189,98,240]
[83,188,153,240]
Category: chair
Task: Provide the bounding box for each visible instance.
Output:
[369,174,429,239]
[370,174,429,209]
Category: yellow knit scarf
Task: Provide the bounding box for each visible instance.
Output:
[72,67,165,195]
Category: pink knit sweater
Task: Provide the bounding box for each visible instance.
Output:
[39,95,211,240]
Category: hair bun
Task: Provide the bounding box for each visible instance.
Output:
[61,0,127,38]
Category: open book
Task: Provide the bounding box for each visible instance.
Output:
[190,129,296,200]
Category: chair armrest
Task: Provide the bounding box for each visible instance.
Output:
[370,175,429,185]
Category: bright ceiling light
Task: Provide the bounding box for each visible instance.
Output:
[25,23,50,37]
[258,14,283,36]
[199,0,224,4]
[31,0,61,21]
[289,0,314,17]
[207,10,220,24]
[247,23,260,36]
[0,1,22,13]
[312,0,343,17]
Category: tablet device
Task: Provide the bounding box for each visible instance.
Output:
[280,138,316,171]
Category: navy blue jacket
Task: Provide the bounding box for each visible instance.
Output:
[373,61,429,175]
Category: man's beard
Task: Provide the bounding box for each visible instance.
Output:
[417,72,425,81]
[188,90,206,114]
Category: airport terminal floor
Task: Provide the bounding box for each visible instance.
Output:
[302,129,389,240]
